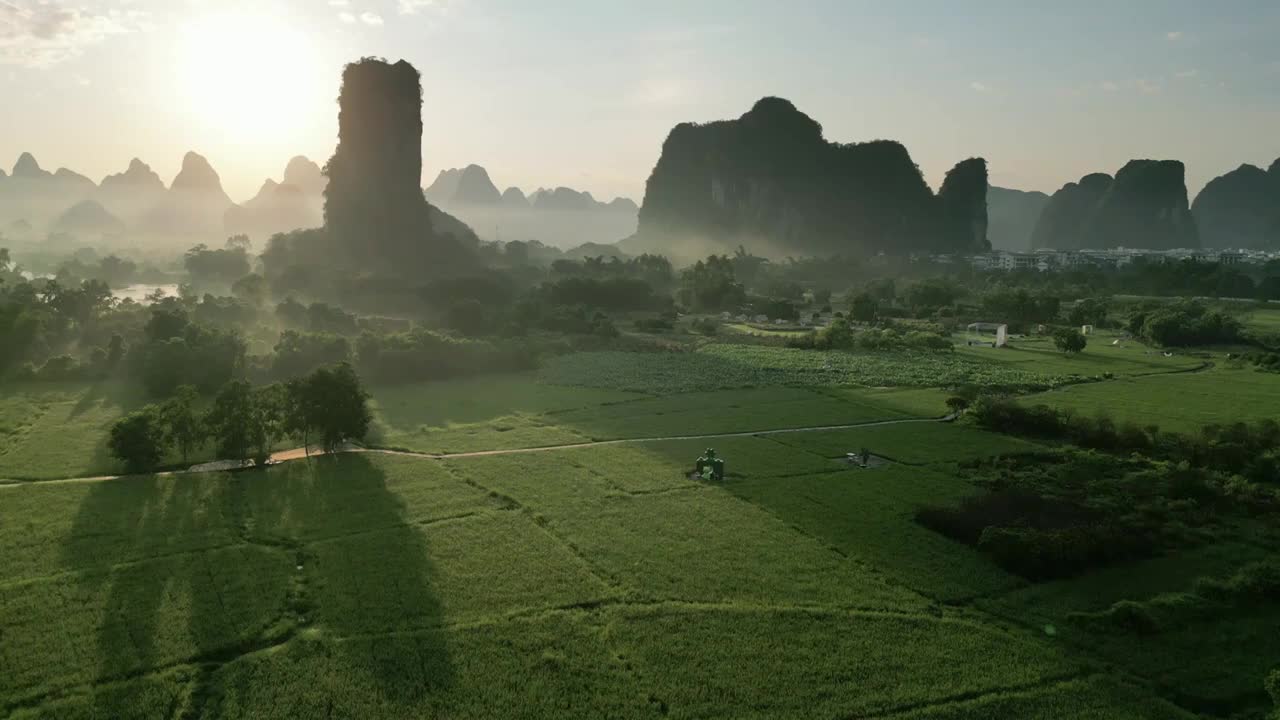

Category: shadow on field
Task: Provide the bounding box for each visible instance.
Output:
[59,455,453,715]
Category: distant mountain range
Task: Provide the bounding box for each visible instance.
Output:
[424,164,637,213]
[423,164,638,247]
[2,146,1277,254]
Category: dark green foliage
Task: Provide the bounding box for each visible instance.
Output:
[284,362,372,453]
[691,317,718,335]
[751,298,798,321]
[203,380,282,464]
[1070,560,1280,635]
[355,328,534,384]
[1268,669,1280,719]
[788,321,952,352]
[159,385,202,464]
[1130,301,1242,346]
[307,303,359,335]
[765,280,805,302]
[980,288,1061,325]
[272,331,351,379]
[1052,327,1087,353]
[848,292,878,322]
[134,307,246,397]
[1066,298,1109,327]
[230,273,267,306]
[679,255,745,311]
[183,244,250,287]
[108,408,167,473]
[903,278,961,315]
[539,276,665,311]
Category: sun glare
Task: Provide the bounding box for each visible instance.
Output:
[177,12,325,143]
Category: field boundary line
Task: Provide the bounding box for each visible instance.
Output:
[1,415,956,487]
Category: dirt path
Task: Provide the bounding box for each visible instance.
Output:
[0,415,955,488]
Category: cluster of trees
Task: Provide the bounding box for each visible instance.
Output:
[109,363,371,472]
[787,319,952,352]
[970,396,1280,483]
[919,425,1279,581]
[133,301,246,396]
[184,238,252,288]
[1127,301,1243,347]
[678,255,746,311]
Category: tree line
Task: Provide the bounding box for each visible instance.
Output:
[108,363,371,473]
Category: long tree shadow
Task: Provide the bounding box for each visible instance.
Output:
[55,454,452,717]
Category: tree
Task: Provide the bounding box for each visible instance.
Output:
[679,255,746,311]
[160,385,203,464]
[204,380,256,462]
[848,292,878,322]
[945,396,970,415]
[1053,327,1087,354]
[1067,298,1109,327]
[285,362,372,454]
[109,408,167,473]
[1266,669,1279,719]
[231,273,268,307]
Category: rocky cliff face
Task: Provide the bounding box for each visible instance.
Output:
[632,97,986,258]
[1087,160,1198,250]
[323,58,476,270]
[1191,159,1280,249]
[1032,162,1199,250]
[987,187,1049,251]
[1031,173,1114,249]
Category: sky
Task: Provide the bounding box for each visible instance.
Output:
[1,0,1279,205]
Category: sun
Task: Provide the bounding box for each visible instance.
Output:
[176,11,326,144]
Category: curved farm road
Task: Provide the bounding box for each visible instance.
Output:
[0,415,954,488]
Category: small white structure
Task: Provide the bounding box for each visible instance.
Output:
[966,322,1009,348]
[1080,324,1094,335]
[753,314,768,323]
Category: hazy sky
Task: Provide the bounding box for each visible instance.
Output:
[2,0,1279,204]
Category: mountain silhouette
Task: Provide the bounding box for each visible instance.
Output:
[54,199,125,237]
[1191,159,1280,249]
[628,96,988,259]
[452,164,502,204]
[987,186,1049,251]
[283,155,326,195]
[501,186,529,208]
[1032,162,1198,250]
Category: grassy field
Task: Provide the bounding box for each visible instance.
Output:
[1021,366,1280,432]
[1,407,1245,718]
[2,348,1273,717]
[955,332,1204,377]
[538,344,1087,394]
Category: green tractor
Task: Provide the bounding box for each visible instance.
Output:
[692,448,725,482]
